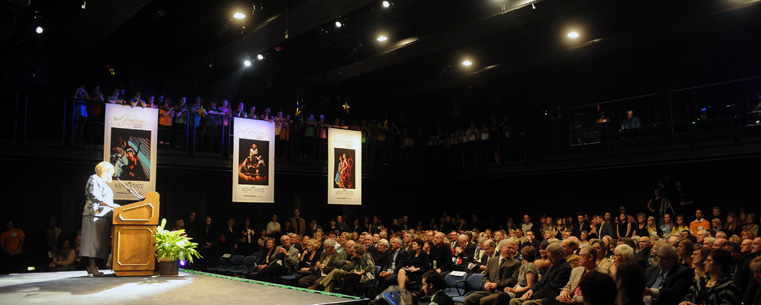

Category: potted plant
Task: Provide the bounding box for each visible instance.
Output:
[153,218,202,276]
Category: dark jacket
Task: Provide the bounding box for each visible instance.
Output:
[530,259,572,305]
[645,263,694,305]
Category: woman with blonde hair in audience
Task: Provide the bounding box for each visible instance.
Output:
[591,239,612,273]
[542,216,555,237]
[677,239,694,267]
[635,213,648,237]
[609,244,634,277]
[691,247,711,280]
[711,218,723,233]
[297,239,322,274]
[645,216,661,237]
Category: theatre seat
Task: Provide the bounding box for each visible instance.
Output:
[230,255,255,276]
[206,255,232,273]
[220,255,244,274]
[451,273,484,304]
[442,272,469,299]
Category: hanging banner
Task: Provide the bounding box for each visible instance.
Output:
[328,128,361,205]
[103,103,158,200]
[232,117,275,203]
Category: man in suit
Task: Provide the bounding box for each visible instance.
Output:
[453,234,477,271]
[509,242,573,305]
[378,237,410,289]
[471,238,497,273]
[556,245,605,304]
[464,239,521,305]
[252,234,300,281]
[642,244,693,305]
[572,214,591,239]
[298,238,346,288]
[289,208,306,238]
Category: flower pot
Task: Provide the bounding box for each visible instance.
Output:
[157,258,179,276]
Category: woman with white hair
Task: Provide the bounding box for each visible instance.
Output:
[609,244,634,278]
[81,161,121,277]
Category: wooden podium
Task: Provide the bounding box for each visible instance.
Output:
[111,191,160,276]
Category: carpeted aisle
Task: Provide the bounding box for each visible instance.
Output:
[0,269,366,305]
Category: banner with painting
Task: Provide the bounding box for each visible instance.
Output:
[327,128,361,205]
[232,117,275,203]
[103,103,158,200]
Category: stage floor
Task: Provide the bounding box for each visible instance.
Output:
[0,269,367,305]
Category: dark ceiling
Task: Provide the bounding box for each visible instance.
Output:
[3,0,761,127]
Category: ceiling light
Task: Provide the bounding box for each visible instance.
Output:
[567,31,580,39]
[377,35,388,42]
[461,60,473,66]
[382,1,391,8]
[243,59,252,67]
[335,21,343,28]
[257,54,264,60]
[233,12,246,19]
[35,26,43,34]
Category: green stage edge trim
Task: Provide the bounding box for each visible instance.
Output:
[179,269,362,300]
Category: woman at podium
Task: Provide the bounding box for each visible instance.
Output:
[81,161,121,277]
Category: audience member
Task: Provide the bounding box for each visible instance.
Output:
[508,242,572,305]
[614,263,646,305]
[679,249,740,305]
[578,270,617,305]
[465,239,520,305]
[643,244,693,305]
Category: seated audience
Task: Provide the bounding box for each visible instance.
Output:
[679,249,740,305]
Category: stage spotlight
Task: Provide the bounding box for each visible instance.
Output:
[567,31,580,39]
[35,26,43,34]
[376,35,388,42]
[257,54,264,60]
[243,59,252,67]
[335,21,343,28]
[461,60,473,66]
[382,1,391,8]
[233,12,246,19]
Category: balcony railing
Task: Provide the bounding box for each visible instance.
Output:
[2,75,761,173]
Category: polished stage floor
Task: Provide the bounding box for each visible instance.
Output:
[0,269,368,305]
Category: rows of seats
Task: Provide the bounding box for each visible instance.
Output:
[443,272,485,304]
